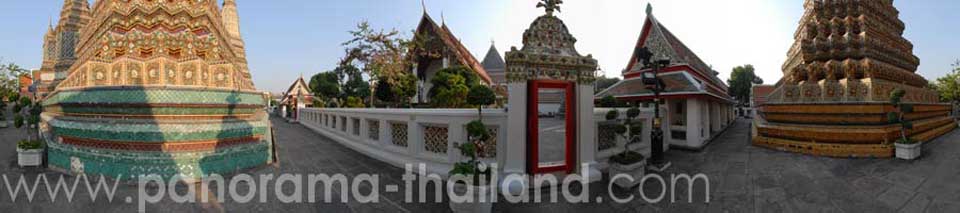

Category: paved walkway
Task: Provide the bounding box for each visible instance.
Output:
[1,110,959,212]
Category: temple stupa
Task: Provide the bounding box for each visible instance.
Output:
[754,0,956,157]
[39,0,275,179]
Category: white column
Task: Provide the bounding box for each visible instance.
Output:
[686,99,702,147]
[407,118,422,155]
[447,121,466,163]
[503,83,528,195]
[577,84,600,183]
[711,102,720,135]
[379,119,390,145]
[360,117,369,141]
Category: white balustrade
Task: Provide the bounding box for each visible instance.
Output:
[593,107,669,169]
[299,108,507,177]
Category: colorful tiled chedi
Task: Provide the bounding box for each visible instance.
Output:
[755,0,956,157]
[39,0,274,179]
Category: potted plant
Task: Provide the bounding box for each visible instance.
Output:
[606,105,648,188]
[889,89,921,160]
[447,85,496,213]
[17,139,44,167]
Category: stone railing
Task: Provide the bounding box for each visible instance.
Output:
[299,108,507,177]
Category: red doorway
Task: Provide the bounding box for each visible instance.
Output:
[527,80,576,174]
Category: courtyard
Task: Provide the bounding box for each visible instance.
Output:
[1,103,959,212]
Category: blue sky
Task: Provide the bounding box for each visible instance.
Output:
[0,0,957,93]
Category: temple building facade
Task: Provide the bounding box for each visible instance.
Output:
[754,0,955,157]
[596,5,736,150]
[409,11,492,104]
[39,0,274,179]
[279,76,315,120]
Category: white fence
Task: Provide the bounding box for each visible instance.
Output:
[299,108,507,177]
[593,107,666,169]
[298,107,665,177]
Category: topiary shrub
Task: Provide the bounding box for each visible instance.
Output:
[599,95,619,108]
[13,114,24,129]
[17,140,43,150]
[889,89,917,144]
[606,105,646,165]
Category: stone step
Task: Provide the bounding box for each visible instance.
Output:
[756,116,955,144]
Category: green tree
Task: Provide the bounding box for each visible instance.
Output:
[727,65,763,105]
[933,60,960,104]
[341,21,424,108]
[467,85,496,118]
[344,96,366,108]
[309,72,341,106]
[0,62,28,100]
[428,66,481,100]
[343,73,371,102]
[598,95,619,108]
[19,96,31,107]
[374,73,417,107]
[595,76,621,93]
[430,70,470,108]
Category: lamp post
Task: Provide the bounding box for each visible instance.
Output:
[636,47,671,171]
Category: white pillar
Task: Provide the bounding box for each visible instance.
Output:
[577,84,600,183]
[407,119,423,156]
[447,120,466,163]
[503,83,528,195]
[686,99,702,147]
[379,119,390,145]
[711,102,721,136]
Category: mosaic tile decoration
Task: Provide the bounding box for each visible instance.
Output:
[45,89,266,106]
[391,122,408,147]
[37,0,272,180]
[423,125,448,154]
[48,141,270,180]
[49,119,268,142]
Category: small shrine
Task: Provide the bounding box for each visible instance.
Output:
[502,0,601,192]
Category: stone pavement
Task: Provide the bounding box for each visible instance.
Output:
[0,108,959,212]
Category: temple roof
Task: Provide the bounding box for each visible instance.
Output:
[596,72,704,99]
[600,4,732,102]
[481,44,505,71]
[413,13,492,84]
[624,6,725,89]
[281,76,313,105]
